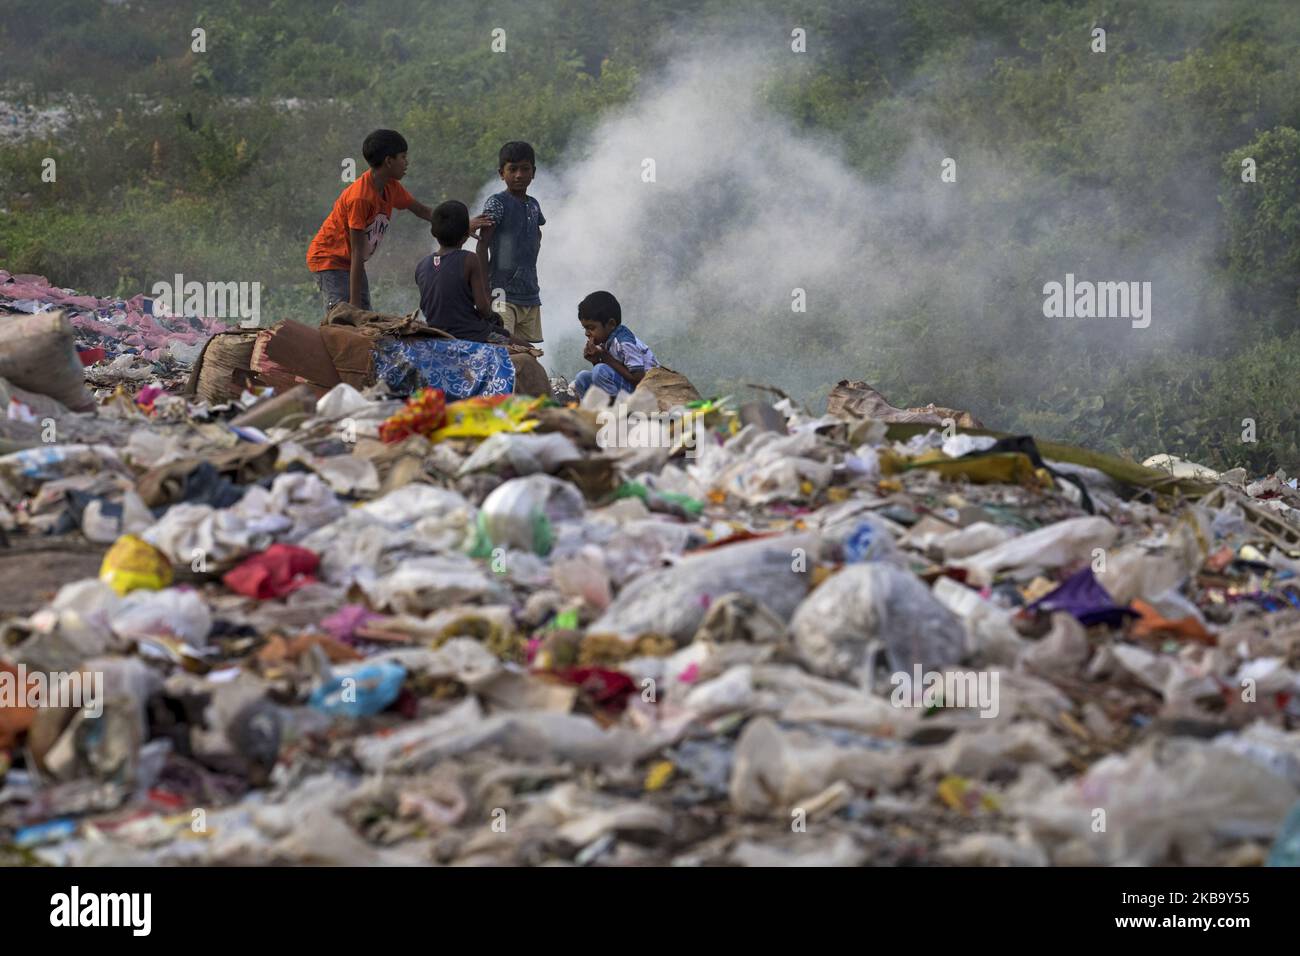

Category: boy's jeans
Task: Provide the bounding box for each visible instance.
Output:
[574,363,634,398]
[315,269,370,316]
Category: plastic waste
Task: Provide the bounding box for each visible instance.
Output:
[457,431,581,477]
[1096,521,1202,604]
[310,661,407,718]
[352,697,665,772]
[277,442,380,496]
[932,575,1025,664]
[141,472,345,565]
[1213,723,1300,788]
[110,588,213,647]
[958,516,1118,586]
[729,716,913,817]
[361,554,503,614]
[1015,739,1299,865]
[841,516,899,563]
[1143,453,1222,482]
[590,533,823,645]
[31,579,122,659]
[15,818,78,848]
[1026,567,1133,627]
[99,534,173,595]
[476,474,585,556]
[431,394,542,442]
[0,444,126,492]
[1267,801,1300,866]
[612,480,705,516]
[941,434,998,458]
[688,425,834,506]
[551,546,612,610]
[844,445,880,479]
[378,387,447,443]
[937,522,1019,562]
[39,656,162,785]
[315,382,371,419]
[791,562,966,681]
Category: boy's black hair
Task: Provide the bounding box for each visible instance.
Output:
[430,200,470,246]
[578,290,621,326]
[498,141,536,171]
[363,129,408,168]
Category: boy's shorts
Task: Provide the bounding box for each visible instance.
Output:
[315,269,370,316]
[496,302,542,342]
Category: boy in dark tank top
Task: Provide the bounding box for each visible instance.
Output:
[415,201,513,344]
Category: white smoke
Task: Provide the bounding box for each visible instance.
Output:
[472,36,1219,405]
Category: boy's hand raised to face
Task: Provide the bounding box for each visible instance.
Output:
[583,340,602,363]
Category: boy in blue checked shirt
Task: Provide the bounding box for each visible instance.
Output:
[574,290,659,398]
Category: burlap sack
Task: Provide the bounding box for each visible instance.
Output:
[187,330,259,403]
[0,311,94,410]
[634,365,701,412]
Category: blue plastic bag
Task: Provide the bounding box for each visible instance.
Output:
[309,661,406,718]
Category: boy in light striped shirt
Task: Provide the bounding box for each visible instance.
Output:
[574,290,658,398]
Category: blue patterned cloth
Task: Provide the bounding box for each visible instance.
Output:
[373,337,516,398]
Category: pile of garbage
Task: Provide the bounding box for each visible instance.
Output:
[3,288,1300,867]
[1,272,227,395]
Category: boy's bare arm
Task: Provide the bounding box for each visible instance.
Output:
[472,218,494,281]
[348,229,367,308]
[408,200,435,222]
[466,254,494,321]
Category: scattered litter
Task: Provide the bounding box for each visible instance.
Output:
[2,279,1299,867]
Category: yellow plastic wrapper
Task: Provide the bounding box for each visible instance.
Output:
[644,760,675,792]
[99,534,173,595]
[429,395,543,442]
[937,775,1000,814]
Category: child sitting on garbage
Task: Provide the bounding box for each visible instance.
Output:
[574,290,658,398]
[415,201,513,344]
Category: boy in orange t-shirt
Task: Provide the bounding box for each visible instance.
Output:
[307,129,435,314]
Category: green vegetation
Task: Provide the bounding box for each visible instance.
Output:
[1,0,1298,472]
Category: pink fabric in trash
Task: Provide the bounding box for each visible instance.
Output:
[321,605,383,643]
[5,273,232,350]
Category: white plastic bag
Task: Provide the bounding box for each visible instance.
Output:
[111,588,213,647]
[958,516,1118,586]
[792,562,966,680]
[479,474,585,555]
